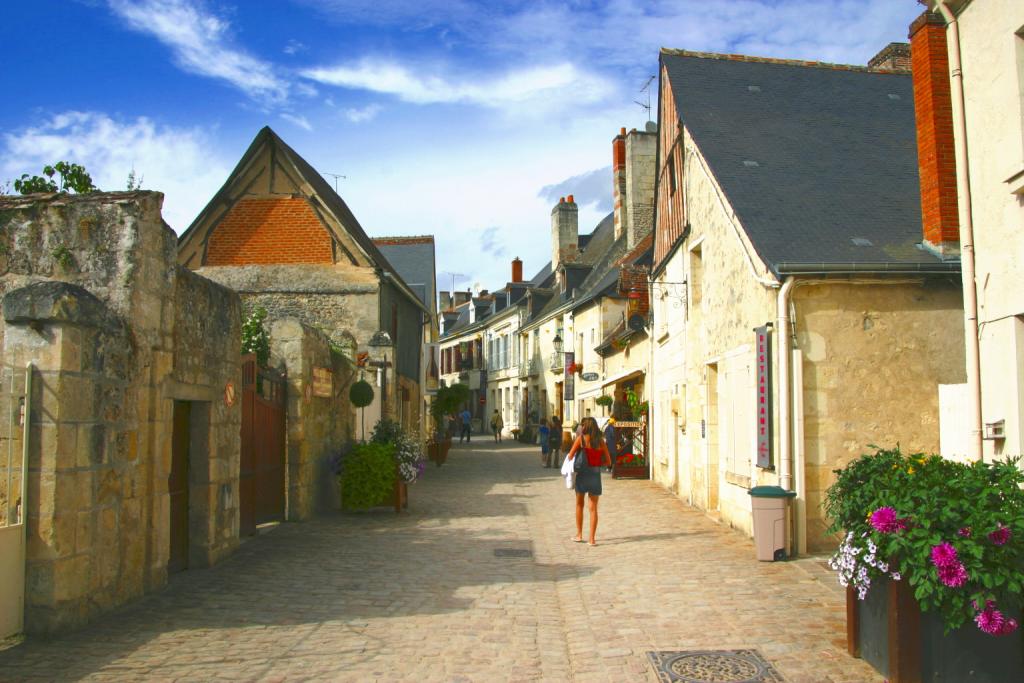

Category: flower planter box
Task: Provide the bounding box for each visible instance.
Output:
[612,464,649,479]
[428,438,450,467]
[847,580,1024,682]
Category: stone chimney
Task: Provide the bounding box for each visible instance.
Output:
[453,289,472,307]
[511,257,523,283]
[438,290,451,311]
[551,195,579,273]
[624,126,657,250]
[868,42,911,73]
[613,126,657,249]
[910,12,959,256]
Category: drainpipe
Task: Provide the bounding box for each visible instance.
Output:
[934,0,983,461]
[776,277,796,493]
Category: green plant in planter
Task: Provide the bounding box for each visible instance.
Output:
[596,395,614,409]
[338,441,396,510]
[624,388,648,418]
[429,382,469,438]
[371,417,425,483]
[825,445,1024,635]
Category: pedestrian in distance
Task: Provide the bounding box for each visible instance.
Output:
[548,415,563,468]
[490,409,504,443]
[459,406,472,443]
[603,417,618,473]
[538,418,551,466]
[567,417,611,546]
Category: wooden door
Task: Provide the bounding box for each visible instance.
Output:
[240,355,286,533]
[168,401,190,574]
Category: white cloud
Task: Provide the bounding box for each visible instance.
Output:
[280,113,313,131]
[1,111,230,233]
[107,0,289,104]
[344,104,382,123]
[283,39,307,56]
[302,60,614,110]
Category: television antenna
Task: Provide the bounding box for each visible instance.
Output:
[324,172,346,192]
[442,271,465,292]
[634,75,655,122]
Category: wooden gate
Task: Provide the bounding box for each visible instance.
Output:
[240,355,286,536]
[0,364,32,638]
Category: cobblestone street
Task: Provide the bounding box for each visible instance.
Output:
[0,442,880,682]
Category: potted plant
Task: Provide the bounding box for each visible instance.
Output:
[335,441,396,511]
[824,446,1024,682]
[428,382,469,466]
[596,394,614,415]
[370,418,424,510]
[612,451,649,479]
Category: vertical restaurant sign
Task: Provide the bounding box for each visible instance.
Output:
[424,343,439,395]
[564,351,575,401]
[755,325,772,468]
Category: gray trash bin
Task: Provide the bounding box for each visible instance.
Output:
[748,485,796,561]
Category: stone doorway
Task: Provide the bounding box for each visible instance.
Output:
[168,401,191,574]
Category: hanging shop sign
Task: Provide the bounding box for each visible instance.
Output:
[424,343,439,395]
[581,372,599,382]
[564,351,575,401]
[754,325,773,468]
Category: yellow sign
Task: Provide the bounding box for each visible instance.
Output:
[312,367,333,398]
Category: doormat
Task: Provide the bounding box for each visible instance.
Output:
[493,548,532,558]
[646,650,784,683]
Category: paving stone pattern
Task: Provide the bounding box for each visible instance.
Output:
[0,442,881,682]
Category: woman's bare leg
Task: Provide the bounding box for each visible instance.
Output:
[573,493,585,540]
[588,495,600,545]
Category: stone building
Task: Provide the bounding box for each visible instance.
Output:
[649,48,966,554]
[177,127,430,435]
[0,192,242,635]
[918,1,1024,461]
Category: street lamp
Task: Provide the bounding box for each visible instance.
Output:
[552,333,563,355]
[368,330,393,417]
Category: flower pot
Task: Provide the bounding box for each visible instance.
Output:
[428,439,450,467]
[612,464,649,479]
[847,579,1024,683]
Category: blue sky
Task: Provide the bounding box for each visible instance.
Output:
[3,1,923,292]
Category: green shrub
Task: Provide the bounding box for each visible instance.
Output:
[339,442,396,510]
[349,379,374,408]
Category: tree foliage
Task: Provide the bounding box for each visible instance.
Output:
[241,307,270,367]
[14,161,97,194]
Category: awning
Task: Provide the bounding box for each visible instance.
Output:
[601,368,645,388]
[576,386,605,400]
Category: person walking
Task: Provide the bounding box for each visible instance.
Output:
[490,409,504,443]
[548,415,563,468]
[603,417,618,473]
[538,418,551,466]
[567,417,611,546]
[459,407,472,443]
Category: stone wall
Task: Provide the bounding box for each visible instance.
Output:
[0,192,241,635]
[197,264,380,356]
[268,319,355,518]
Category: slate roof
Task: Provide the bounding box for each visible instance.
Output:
[373,236,436,311]
[660,50,960,276]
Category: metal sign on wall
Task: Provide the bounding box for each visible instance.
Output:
[312,367,333,398]
[754,325,772,468]
[563,351,575,401]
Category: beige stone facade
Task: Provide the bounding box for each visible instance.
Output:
[650,95,966,553]
[0,192,242,635]
[931,0,1024,459]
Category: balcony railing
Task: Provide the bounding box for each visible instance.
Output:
[549,352,564,372]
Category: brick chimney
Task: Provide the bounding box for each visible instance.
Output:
[613,128,627,241]
[910,11,959,256]
[868,42,911,73]
[551,195,579,273]
[613,126,657,249]
[511,257,523,283]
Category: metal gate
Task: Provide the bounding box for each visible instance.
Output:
[240,355,286,535]
[0,364,32,638]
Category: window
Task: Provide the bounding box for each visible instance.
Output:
[667,150,677,196]
[689,243,703,316]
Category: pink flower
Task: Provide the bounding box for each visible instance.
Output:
[870,507,903,533]
[957,527,972,538]
[937,562,968,588]
[975,604,1006,635]
[930,541,959,568]
[988,525,1012,546]
[999,618,1019,636]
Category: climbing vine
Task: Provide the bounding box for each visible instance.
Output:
[241,306,270,367]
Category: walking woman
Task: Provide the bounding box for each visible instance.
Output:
[566,417,611,546]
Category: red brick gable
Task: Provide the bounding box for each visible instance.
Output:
[205,197,334,265]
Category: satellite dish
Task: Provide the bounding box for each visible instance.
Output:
[628,313,647,332]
